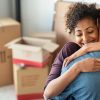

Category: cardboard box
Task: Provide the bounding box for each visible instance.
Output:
[0,18,21,46]
[29,32,57,42]
[54,1,75,48]
[13,64,49,100]
[55,1,73,18]
[0,47,13,86]
[28,32,59,65]
[0,18,21,86]
[6,37,59,67]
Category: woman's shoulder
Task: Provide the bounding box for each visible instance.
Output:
[62,42,80,52]
[64,42,80,48]
[59,42,81,58]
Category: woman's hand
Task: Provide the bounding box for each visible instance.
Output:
[78,58,100,72]
[85,42,100,52]
[63,44,88,66]
[63,55,75,67]
[63,42,100,66]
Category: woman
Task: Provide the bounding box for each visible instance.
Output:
[44,3,100,100]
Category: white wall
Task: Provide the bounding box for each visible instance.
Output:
[21,0,57,36]
[0,0,99,36]
[11,0,16,19]
[0,0,13,18]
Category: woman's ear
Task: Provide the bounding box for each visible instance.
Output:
[96,18,100,41]
[98,18,100,41]
[98,9,100,40]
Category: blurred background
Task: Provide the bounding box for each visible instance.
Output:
[0,0,99,35]
[0,0,100,100]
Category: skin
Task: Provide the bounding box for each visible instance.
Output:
[75,17,99,46]
[44,17,100,99]
[64,17,100,65]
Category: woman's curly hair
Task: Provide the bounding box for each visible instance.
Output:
[66,3,99,34]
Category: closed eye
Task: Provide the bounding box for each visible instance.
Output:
[88,30,94,34]
[75,33,82,37]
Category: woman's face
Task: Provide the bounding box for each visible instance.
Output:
[74,17,99,47]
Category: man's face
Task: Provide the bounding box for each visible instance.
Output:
[74,17,99,47]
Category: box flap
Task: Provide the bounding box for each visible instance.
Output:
[10,44,42,51]
[5,37,22,48]
[43,42,59,53]
[5,37,59,52]
[5,37,42,51]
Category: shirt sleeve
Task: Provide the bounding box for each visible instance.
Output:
[44,42,80,89]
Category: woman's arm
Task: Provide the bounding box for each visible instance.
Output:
[63,42,100,66]
[44,42,80,88]
[44,62,80,99]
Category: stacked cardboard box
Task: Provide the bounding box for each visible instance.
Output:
[6,37,59,67]
[0,18,21,86]
[13,64,49,100]
[6,36,59,100]
[29,32,59,64]
[54,1,75,48]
